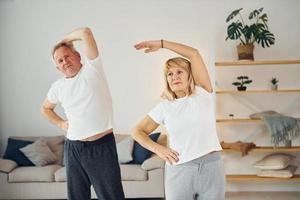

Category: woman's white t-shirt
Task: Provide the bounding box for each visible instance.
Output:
[148,86,222,165]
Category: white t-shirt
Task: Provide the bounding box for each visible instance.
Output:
[47,56,113,140]
[148,86,222,165]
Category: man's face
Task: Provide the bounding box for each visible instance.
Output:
[53,46,82,78]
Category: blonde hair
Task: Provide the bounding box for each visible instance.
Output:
[51,42,78,59]
[161,57,196,101]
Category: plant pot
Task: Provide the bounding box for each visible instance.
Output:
[284,140,292,147]
[237,44,254,61]
[271,84,278,90]
[237,86,247,91]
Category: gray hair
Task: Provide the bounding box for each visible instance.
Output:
[51,42,78,59]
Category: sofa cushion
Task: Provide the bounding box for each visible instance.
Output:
[116,136,134,164]
[0,158,18,173]
[54,167,66,182]
[120,164,148,181]
[8,165,62,182]
[3,138,34,166]
[54,165,148,182]
[131,132,160,164]
[20,140,57,166]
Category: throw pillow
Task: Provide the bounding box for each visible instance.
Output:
[131,132,160,164]
[20,140,57,166]
[257,165,297,178]
[3,138,34,166]
[253,153,294,170]
[40,136,65,165]
[116,136,134,164]
[0,158,18,173]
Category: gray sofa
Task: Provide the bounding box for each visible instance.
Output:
[0,134,166,199]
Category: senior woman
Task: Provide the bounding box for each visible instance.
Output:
[132,40,225,200]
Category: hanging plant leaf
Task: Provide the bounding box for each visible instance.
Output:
[249,7,264,20]
[243,25,255,43]
[226,8,243,22]
[256,30,275,48]
[226,22,243,40]
[259,13,268,28]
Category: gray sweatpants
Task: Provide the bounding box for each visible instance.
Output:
[165,151,225,200]
[64,133,125,200]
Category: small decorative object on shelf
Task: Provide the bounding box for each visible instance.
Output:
[225,8,275,60]
[270,77,279,90]
[232,75,253,91]
[220,141,256,156]
[229,114,234,119]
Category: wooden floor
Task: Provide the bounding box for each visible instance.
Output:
[3,192,300,200]
[127,192,300,200]
[226,192,300,200]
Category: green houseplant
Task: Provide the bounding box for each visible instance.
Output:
[225,8,275,60]
[270,77,279,90]
[232,76,253,91]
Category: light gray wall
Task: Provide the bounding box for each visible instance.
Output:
[1,0,300,191]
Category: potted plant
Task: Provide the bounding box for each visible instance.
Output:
[232,76,253,91]
[225,8,275,60]
[270,77,279,90]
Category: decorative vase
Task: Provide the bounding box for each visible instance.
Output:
[237,86,247,91]
[237,44,254,61]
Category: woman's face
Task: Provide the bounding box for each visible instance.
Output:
[166,67,189,93]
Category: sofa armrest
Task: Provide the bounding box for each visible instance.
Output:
[0,158,17,173]
[141,155,165,171]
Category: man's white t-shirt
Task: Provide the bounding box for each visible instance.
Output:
[47,56,113,140]
[148,86,222,165]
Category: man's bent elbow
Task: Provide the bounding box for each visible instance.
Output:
[40,106,47,117]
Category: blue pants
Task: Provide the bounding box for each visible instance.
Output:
[64,133,125,200]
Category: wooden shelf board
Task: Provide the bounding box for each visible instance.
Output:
[216,89,300,94]
[215,60,300,66]
[222,146,300,153]
[216,118,300,123]
[217,119,262,123]
[226,174,300,181]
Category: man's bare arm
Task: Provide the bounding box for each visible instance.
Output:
[60,27,99,60]
[40,98,68,132]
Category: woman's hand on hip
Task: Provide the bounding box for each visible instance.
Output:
[154,144,179,165]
